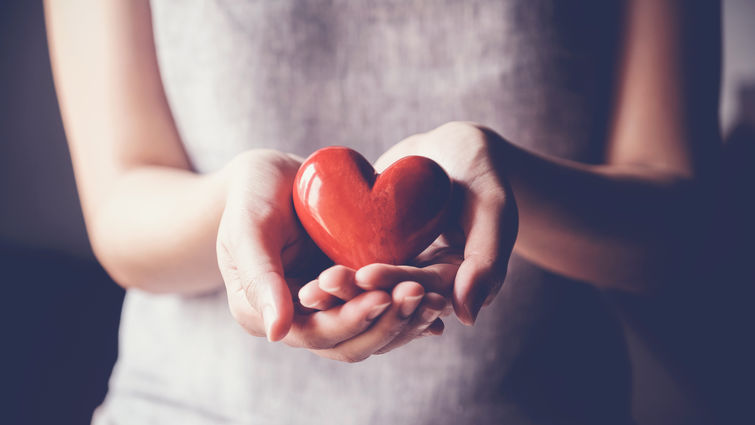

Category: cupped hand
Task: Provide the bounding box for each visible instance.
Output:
[217,149,448,362]
[370,122,518,325]
[298,240,459,355]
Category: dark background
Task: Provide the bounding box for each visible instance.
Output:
[1,1,753,424]
[2,2,123,424]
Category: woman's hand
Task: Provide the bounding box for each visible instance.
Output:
[298,241,458,356]
[217,149,448,362]
[217,149,316,341]
[302,270,449,361]
[369,122,518,325]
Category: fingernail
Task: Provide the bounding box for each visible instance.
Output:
[262,304,275,342]
[298,291,319,309]
[299,297,314,308]
[319,280,340,292]
[400,294,424,318]
[300,298,323,310]
[421,308,441,323]
[298,290,313,308]
[366,302,391,321]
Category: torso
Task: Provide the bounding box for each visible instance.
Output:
[95,1,633,424]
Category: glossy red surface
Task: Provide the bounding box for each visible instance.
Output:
[293,147,452,269]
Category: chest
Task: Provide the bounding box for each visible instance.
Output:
[150,0,624,171]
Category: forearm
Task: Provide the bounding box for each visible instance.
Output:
[89,164,230,294]
[392,122,715,293]
[496,137,713,292]
[490,0,720,292]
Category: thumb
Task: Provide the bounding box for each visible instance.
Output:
[234,226,295,342]
[454,188,517,325]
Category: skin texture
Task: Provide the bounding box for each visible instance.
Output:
[44,0,445,358]
[299,1,721,313]
[215,150,449,358]
[45,0,720,360]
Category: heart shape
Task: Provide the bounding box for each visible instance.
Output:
[293,146,452,269]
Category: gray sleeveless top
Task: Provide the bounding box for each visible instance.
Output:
[94,1,634,424]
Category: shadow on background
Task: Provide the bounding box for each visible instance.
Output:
[1,1,124,424]
[612,83,755,425]
[4,243,123,425]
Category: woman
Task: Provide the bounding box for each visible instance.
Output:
[45,0,720,423]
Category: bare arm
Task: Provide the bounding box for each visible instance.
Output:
[45,0,226,293]
[46,0,450,358]
[505,0,720,291]
[377,0,721,295]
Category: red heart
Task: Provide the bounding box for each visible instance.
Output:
[293,147,452,269]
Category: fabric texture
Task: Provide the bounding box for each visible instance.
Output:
[94,1,634,424]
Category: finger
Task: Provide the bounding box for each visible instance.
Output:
[228,224,295,342]
[286,278,319,314]
[375,292,447,354]
[397,283,425,319]
[455,189,517,326]
[317,265,363,301]
[355,263,457,295]
[316,281,424,363]
[285,290,392,349]
[298,266,361,309]
[297,279,340,310]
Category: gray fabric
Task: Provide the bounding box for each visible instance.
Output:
[94,1,633,424]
